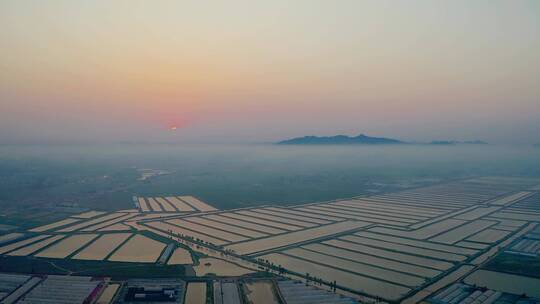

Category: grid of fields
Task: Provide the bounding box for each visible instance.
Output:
[141,205,370,249]
[108,234,167,263]
[35,234,98,258]
[2,177,539,303]
[508,191,540,212]
[73,233,132,260]
[28,218,80,232]
[7,235,66,256]
[0,231,173,264]
[125,178,540,302]
[249,178,540,302]
[0,235,52,255]
[135,195,217,213]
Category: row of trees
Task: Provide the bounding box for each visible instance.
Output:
[164,228,352,297]
[256,258,338,292]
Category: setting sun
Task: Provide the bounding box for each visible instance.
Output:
[1,2,540,303]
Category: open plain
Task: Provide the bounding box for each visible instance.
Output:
[1,178,539,303]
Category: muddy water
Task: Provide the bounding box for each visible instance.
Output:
[73,233,131,260]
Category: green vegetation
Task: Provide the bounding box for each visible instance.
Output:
[206,280,213,304]
[0,209,68,230]
[484,252,540,278]
[0,256,186,278]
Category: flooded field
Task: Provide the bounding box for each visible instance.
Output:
[194,258,253,276]
[8,235,65,256]
[455,241,489,249]
[226,221,368,255]
[214,281,240,304]
[244,281,279,304]
[128,213,173,221]
[430,220,496,244]
[222,213,302,231]
[166,247,193,265]
[284,247,425,286]
[35,234,98,258]
[0,235,51,254]
[203,214,285,235]
[491,211,540,221]
[96,283,119,304]
[178,196,217,212]
[167,219,248,242]
[363,197,455,212]
[155,197,176,212]
[29,218,80,232]
[236,210,318,228]
[138,198,150,212]
[57,213,128,232]
[466,228,510,243]
[252,209,331,225]
[307,205,416,224]
[2,175,539,303]
[82,213,136,232]
[341,235,465,262]
[266,207,345,222]
[335,200,443,217]
[324,239,454,270]
[108,234,166,263]
[303,243,440,277]
[354,231,476,255]
[489,191,532,206]
[186,217,268,238]
[145,221,227,245]
[471,223,536,265]
[464,270,540,298]
[0,233,23,244]
[372,218,466,239]
[297,206,409,226]
[147,198,163,212]
[454,206,501,221]
[184,282,206,304]
[327,203,428,221]
[402,265,475,304]
[261,253,411,301]
[73,233,131,260]
[164,196,195,211]
[98,223,131,232]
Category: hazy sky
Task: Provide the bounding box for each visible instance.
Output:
[1,1,539,144]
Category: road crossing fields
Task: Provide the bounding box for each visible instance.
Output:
[1,177,539,303]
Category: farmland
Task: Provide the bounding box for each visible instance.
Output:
[108,234,166,263]
[73,233,132,260]
[134,195,217,213]
[1,177,539,303]
[166,247,193,265]
[35,234,98,258]
[184,282,207,304]
[244,281,280,304]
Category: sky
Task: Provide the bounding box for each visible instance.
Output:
[1,0,539,144]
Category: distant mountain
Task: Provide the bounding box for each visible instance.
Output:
[430,140,488,145]
[430,141,455,145]
[277,134,404,145]
[463,140,488,145]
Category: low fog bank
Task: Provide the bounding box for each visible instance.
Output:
[1,144,539,210]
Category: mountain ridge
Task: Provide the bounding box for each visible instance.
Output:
[277,134,489,145]
[277,134,403,145]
